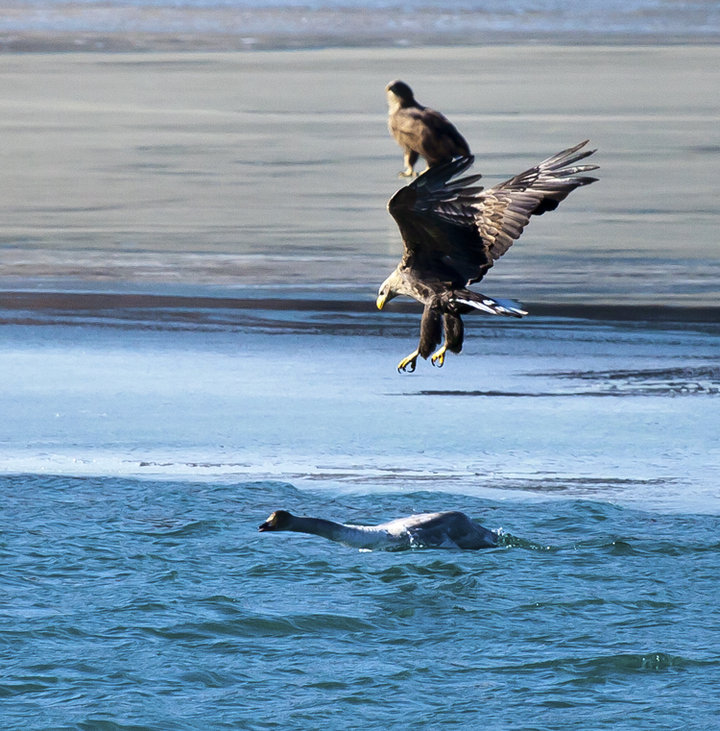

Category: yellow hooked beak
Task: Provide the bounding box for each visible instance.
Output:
[376,293,387,310]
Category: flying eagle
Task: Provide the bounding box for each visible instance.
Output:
[386,80,471,177]
[376,140,599,373]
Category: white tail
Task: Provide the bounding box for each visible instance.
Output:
[454,295,527,318]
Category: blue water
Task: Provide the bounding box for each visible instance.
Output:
[2,0,718,45]
[2,475,720,729]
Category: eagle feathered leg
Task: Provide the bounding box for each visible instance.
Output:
[398,305,442,373]
[399,149,419,178]
[431,313,464,368]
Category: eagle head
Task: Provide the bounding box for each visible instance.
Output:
[376,270,404,310]
[385,80,415,109]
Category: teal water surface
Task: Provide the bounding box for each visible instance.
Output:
[2,475,719,729]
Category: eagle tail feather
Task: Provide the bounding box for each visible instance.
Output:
[454,293,527,318]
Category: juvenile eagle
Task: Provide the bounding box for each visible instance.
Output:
[386,80,471,177]
[376,140,599,373]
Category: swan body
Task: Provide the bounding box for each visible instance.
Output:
[258,510,497,550]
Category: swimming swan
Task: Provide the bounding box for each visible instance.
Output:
[258,510,497,550]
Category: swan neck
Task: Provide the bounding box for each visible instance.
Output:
[289,516,347,541]
[288,516,387,548]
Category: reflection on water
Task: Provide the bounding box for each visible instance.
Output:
[539,366,720,396]
[419,366,720,397]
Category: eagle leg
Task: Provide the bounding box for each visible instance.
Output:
[397,349,420,373]
[399,149,419,178]
[398,168,418,179]
[430,344,447,368]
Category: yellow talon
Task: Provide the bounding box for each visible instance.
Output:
[431,345,447,368]
[397,349,420,373]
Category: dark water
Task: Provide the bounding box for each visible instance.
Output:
[2,475,720,729]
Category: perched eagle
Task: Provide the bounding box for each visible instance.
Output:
[376,140,599,373]
[386,80,471,177]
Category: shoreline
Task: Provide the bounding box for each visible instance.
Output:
[2,289,719,326]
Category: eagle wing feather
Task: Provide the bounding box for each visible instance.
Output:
[387,141,598,285]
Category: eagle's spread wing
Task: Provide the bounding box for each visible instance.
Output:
[387,140,598,285]
[475,140,598,268]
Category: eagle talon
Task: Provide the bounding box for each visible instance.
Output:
[431,346,447,368]
[397,350,419,373]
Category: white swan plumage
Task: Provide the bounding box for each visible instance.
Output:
[258,509,497,550]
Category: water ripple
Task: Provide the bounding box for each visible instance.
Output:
[3,477,720,728]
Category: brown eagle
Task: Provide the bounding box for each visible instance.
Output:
[376,140,599,373]
[386,80,471,177]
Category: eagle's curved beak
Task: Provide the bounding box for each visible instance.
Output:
[376,293,387,310]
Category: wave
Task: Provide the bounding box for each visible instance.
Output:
[494,652,714,675]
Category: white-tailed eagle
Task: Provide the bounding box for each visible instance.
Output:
[386,80,471,178]
[376,140,599,373]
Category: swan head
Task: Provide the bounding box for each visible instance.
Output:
[258,510,293,532]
